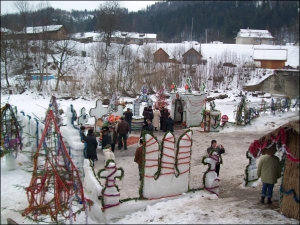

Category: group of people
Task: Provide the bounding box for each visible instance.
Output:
[79,112,131,166]
[142,105,175,133]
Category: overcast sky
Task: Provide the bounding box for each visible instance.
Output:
[0,1,157,15]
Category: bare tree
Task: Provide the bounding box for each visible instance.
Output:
[49,40,78,91]
[14,1,32,61]
[97,1,121,51]
[1,33,11,87]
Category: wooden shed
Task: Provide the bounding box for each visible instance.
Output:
[182,47,202,65]
[17,25,69,40]
[153,48,170,63]
[253,49,287,69]
[257,120,299,221]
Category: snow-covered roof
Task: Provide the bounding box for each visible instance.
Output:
[243,69,275,86]
[24,25,64,34]
[70,31,157,41]
[236,29,274,39]
[112,31,157,39]
[253,49,287,60]
[1,27,13,33]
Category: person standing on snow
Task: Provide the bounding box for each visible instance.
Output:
[165,115,175,133]
[84,128,98,166]
[153,107,161,131]
[257,150,281,204]
[207,139,225,177]
[123,108,133,133]
[116,117,130,150]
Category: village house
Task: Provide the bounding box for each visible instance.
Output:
[15,25,69,40]
[152,47,181,64]
[235,28,274,45]
[0,27,13,40]
[101,31,157,45]
[182,47,202,65]
[253,49,287,69]
[153,48,170,63]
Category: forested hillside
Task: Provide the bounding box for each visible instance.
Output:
[1,1,298,44]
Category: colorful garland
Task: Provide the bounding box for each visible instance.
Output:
[97,159,124,211]
[248,128,299,163]
[1,103,23,158]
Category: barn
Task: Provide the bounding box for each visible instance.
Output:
[253,49,287,69]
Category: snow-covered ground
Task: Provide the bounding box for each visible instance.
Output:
[1,88,299,224]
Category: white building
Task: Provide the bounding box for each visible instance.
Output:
[235,28,274,45]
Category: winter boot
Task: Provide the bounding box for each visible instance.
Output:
[260,196,265,204]
[267,198,272,204]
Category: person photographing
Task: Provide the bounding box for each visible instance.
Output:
[207,139,225,177]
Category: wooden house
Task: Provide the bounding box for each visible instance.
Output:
[182,47,202,65]
[243,69,299,98]
[153,48,170,63]
[17,25,69,40]
[0,27,12,40]
[253,49,287,69]
[256,120,299,221]
[235,28,274,45]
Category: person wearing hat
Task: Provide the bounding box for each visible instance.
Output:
[109,125,117,152]
[101,126,111,151]
[84,128,98,166]
[116,117,130,150]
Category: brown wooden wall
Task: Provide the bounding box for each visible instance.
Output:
[280,130,299,221]
[153,49,169,63]
[257,60,286,69]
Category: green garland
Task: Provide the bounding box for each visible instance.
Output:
[97,159,124,209]
[138,130,193,199]
[174,129,193,178]
[201,150,222,188]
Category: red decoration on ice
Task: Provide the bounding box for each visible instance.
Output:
[22,110,89,222]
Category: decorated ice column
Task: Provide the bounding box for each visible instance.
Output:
[98,160,124,211]
[60,105,85,177]
[202,151,221,196]
[243,151,259,187]
[77,107,90,126]
[141,130,193,199]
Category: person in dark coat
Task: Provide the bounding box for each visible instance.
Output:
[148,106,154,122]
[207,139,225,177]
[80,126,86,143]
[163,108,169,132]
[142,106,149,123]
[101,126,111,150]
[165,115,174,132]
[109,125,118,152]
[123,108,133,133]
[116,117,130,150]
[159,107,165,130]
[84,128,98,166]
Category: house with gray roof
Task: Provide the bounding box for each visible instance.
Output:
[235,28,274,45]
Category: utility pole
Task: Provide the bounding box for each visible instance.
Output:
[191,17,193,42]
[205,29,207,43]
